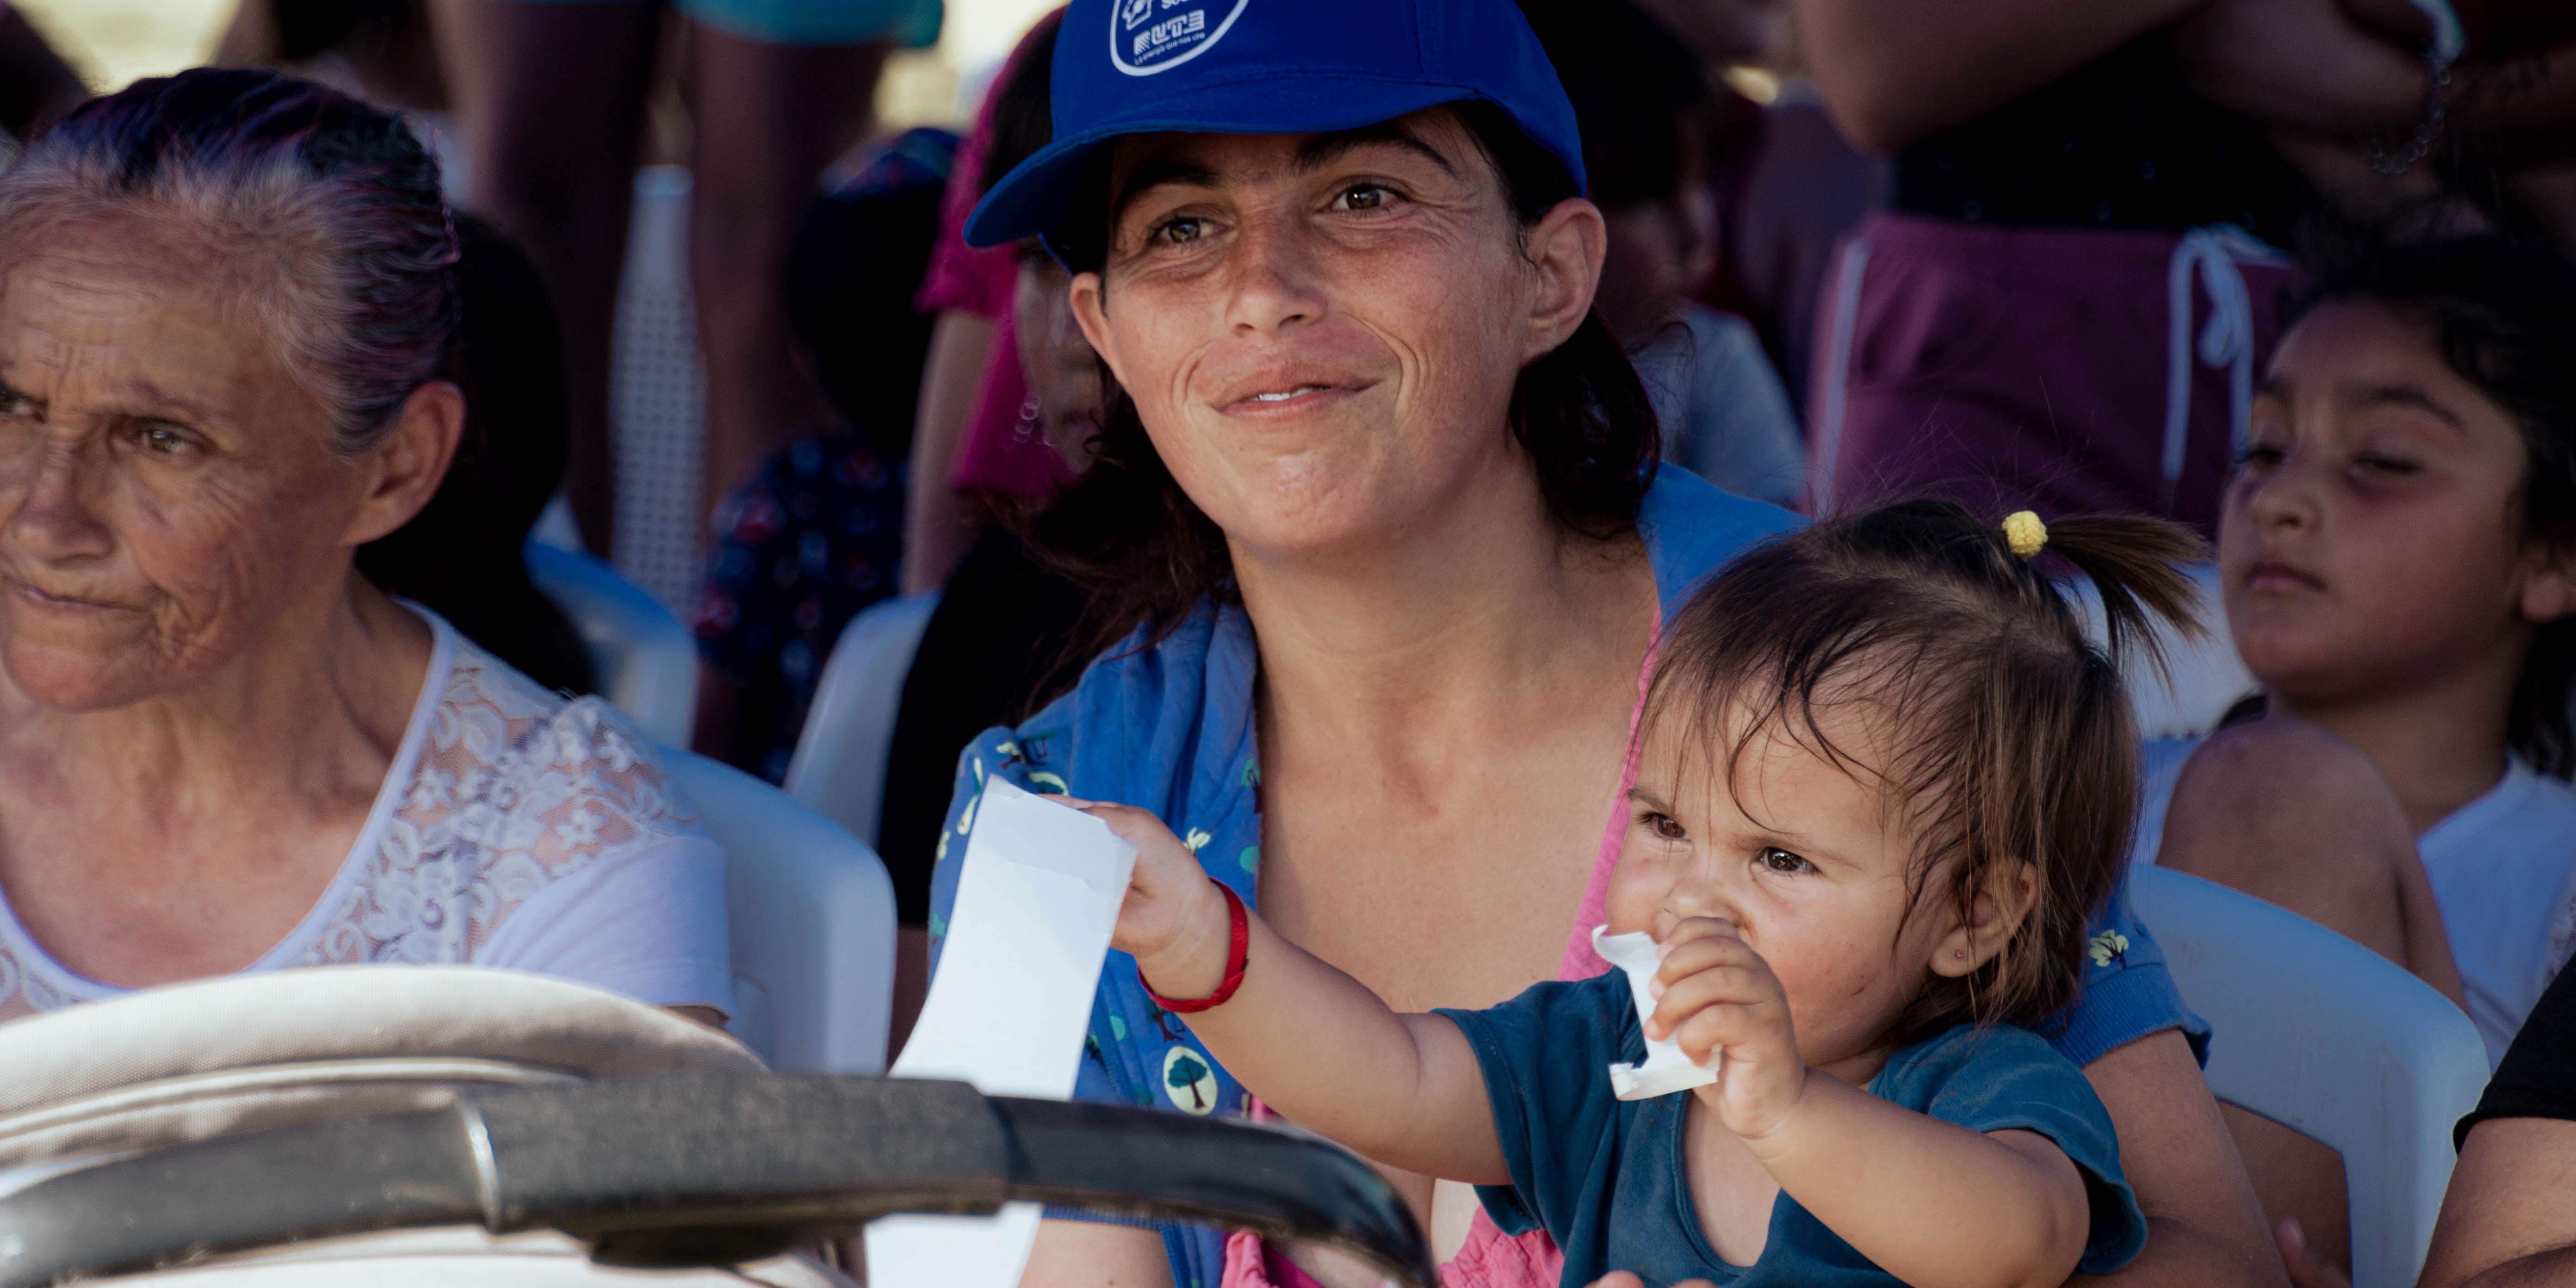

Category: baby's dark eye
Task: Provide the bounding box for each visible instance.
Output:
[1641,811,1687,842]
[1759,847,1816,875]
[2235,443,2286,471]
[2354,452,2420,477]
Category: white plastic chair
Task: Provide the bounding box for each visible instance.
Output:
[665,749,897,1075]
[2128,865,2489,1288]
[783,591,941,847]
[525,539,700,748]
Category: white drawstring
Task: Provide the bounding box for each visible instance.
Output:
[1811,237,1870,517]
[2163,226,2284,512]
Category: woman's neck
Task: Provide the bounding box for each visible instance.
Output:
[1234,465,1656,767]
[2273,641,2526,836]
[2,575,433,823]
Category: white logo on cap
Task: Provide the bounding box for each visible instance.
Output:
[1110,0,1248,77]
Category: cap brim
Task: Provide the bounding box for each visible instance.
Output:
[963,73,1505,249]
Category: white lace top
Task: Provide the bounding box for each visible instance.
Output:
[0,609,733,1024]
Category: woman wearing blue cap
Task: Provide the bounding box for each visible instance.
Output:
[929,3,2279,1287]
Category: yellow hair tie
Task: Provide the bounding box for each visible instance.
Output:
[2002,511,2048,559]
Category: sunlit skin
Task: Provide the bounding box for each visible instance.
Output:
[1068,109,1603,570]
[0,230,425,712]
[0,214,464,987]
[2221,298,2576,832]
[1084,693,2092,1288]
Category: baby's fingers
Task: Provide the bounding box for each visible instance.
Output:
[1644,960,1780,1044]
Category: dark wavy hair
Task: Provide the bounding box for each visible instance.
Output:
[1027,100,1660,674]
[2289,223,2576,778]
[1652,501,2206,1047]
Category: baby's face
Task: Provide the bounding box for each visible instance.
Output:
[2222,300,2568,706]
[1604,703,1958,1070]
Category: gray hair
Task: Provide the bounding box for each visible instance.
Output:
[0,68,458,456]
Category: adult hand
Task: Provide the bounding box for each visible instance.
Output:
[2278,1218,2354,1288]
[2174,0,2430,135]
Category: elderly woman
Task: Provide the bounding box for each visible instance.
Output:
[0,70,729,1027]
[932,4,2284,1288]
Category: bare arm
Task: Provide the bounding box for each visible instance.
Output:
[1125,870,1506,1181]
[1758,1080,2094,1288]
[1018,1217,1177,1288]
[1652,921,2089,1288]
[1090,803,1508,1185]
[2071,1031,2290,1288]
[1790,0,2204,152]
[2421,1119,2576,1288]
[902,312,996,594]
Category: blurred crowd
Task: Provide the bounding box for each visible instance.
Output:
[5,1,2576,1286]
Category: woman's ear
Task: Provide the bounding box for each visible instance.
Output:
[1931,859,2040,980]
[1068,270,1133,395]
[2520,539,2576,625]
[341,379,464,547]
[1520,196,1608,366]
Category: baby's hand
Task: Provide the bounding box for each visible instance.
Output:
[1646,917,1808,1146]
[1067,799,1232,1001]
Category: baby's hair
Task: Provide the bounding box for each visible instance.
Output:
[1646,500,2207,1049]
[2291,223,2576,776]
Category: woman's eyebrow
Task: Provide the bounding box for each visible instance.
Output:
[1292,124,1458,178]
[1110,157,1222,225]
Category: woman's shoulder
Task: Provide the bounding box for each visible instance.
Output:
[417,637,703,848]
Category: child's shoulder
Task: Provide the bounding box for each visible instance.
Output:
[1871,1023,2099,1121]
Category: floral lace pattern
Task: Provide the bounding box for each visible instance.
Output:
[0,630,703,1023]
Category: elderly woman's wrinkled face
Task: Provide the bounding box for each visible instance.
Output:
[0,226,378,711]
[1071,108,1597,562]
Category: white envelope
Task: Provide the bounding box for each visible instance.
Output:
[866,778,1140,1288]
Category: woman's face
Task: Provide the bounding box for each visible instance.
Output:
[1069,108,1604,562]
[0,227,387,711]
[2220,299,2575,706]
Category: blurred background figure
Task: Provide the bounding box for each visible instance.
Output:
[1793,0,2576,533]
[426,0,940,557]
[0,3,85,149]
[899,6,1069,594]
[1521,0,1804,508]
[691,127,954,782]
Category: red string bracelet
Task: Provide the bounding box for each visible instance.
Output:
[1141,879,1249,1013]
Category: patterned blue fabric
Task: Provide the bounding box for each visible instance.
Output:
[928,467,2201,1288]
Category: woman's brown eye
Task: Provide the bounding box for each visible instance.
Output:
[1648,813,1686,841]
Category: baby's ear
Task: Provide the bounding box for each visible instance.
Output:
[1930,859,2039,980]
[2520,539,2576,625]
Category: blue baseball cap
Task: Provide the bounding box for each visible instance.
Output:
[963,0,1585,249]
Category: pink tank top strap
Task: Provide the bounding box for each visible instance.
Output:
[1557,613,1661,982]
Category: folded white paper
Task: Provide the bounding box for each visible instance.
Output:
[867,778,1140,1288]
[1592,926,1721,1101]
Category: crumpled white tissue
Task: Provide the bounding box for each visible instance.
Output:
[1592,926,1721,1101]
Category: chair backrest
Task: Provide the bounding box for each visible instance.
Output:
[2128,865,2489,1288]
[525,539,701,748]
[664,750,896,1075]
[784,591,941,848]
